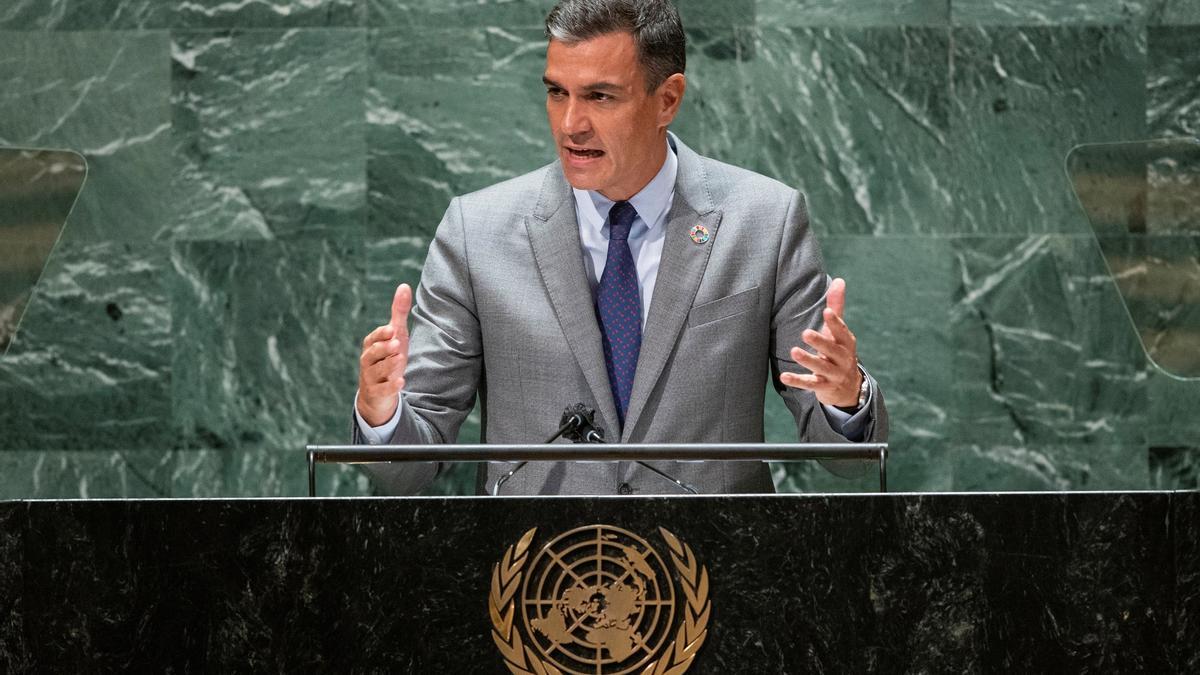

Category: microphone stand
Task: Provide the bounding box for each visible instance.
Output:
[491,404,698,496]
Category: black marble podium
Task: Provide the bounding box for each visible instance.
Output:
[0,492,1195,673]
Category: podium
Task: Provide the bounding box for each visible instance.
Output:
[0,490,1194,672]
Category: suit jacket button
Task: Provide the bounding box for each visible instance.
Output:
[618,482,632,495]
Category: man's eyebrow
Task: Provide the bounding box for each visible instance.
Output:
[541,76,623,93]
[583,82,623,92]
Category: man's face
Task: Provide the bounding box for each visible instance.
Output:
[543,31,683,201]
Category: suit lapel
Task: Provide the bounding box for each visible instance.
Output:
[525,165,621,436]
[622,139,721,440]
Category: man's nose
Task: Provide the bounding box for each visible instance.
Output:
[561,98,591,137]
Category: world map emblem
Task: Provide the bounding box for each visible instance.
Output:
[489,525,711,675]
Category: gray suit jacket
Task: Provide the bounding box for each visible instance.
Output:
[355,135,888,495]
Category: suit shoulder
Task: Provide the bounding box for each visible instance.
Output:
[699,155,798,208]
[454,163,554,217]
[689,154,809,242]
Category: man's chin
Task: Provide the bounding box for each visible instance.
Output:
[561,167,607,193]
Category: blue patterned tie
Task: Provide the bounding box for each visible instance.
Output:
[596,200,642,428]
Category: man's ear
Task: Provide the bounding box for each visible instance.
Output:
[656,73,687,128]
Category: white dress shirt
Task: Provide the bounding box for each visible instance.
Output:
[357,139,870,443]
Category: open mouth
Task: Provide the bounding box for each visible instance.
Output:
[566,147,605,160]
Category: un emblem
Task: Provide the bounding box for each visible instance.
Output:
[489,525,710,675]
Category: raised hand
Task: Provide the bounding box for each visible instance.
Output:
[779,277,864,408]
[356,284,413,427]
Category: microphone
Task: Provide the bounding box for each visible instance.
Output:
[492,404,604,495]
[557,403,605,444]
[491,404,698,495]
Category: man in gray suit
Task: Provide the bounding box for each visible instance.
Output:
[353,0,887,495]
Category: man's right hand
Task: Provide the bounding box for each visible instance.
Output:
[357,283,413,427]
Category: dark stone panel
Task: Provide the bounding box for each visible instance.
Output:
[650,26,756,184]
[1149,446,1200,490]
[759,0,949,26]
[953,443,1150,491]
[19,501,226,668]
[0,504,28,673]
[0,31,172,244]
[949,26,1146,234]
[367,0,753,28]
[0,493,1179,672]
[950,236,1149,460]
[962,492,1172,671]
[1149,0,1200,24]
[0,0,362,29]
[364,236,430,335]
[0,242,173,452]
[169,29,367,240]
[0,449,373,499]
[0,1,165,29]
[951,0,1149,25]
[172,0,363,28]
[1149,371,1200,451]
[883,441,956,492]
[1148,26,1200,138]
[366,26,551,238]
[368,0,554,27]
[1172,490,1199,672]
[168,239,367,460]
[717,27,955,235]
[672,0,757,28]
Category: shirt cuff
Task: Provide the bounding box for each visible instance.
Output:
[354,391,403,445]
[819,373,873,442]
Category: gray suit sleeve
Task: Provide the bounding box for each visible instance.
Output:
[768,189,889,477]
[353,197,484,494]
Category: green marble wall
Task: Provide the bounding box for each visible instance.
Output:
[0,0,1197,497]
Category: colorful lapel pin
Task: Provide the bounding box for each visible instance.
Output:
[689,224,710,244]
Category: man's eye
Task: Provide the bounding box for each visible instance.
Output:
[547,88,566,98]
[590,93,612,102]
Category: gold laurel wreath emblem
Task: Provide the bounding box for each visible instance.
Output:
[488,527,710,675]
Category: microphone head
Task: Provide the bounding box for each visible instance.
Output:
[560,403,601,443]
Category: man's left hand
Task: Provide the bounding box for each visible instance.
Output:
[779,277,864,408]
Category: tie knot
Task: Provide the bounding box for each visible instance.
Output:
[607,201,636,241]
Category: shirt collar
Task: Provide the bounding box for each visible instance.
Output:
[572,139,678,232]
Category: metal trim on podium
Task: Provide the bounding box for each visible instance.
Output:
[305,443,889,496]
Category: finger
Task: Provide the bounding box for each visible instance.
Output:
[361,338,404,369]
[825,277,846,318]
[364,372,405,397]
[789,346,841,379]
[390,283,413,335]
[779,371,829,391]
[801,329,851,365]
[821,307,856,346]
[363,352,407,386]
[361,323,395,350]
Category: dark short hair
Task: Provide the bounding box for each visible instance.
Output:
[544,0,686,92]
